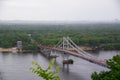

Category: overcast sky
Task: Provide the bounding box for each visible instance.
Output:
[0,0,120,21]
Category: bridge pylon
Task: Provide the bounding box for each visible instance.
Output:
[55,37,95,57]
[55,37,70,50]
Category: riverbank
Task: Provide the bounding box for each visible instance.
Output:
[0,48,18,53]
[0,48,34,53]
[0,46,119,53]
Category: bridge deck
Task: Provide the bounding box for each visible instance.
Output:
[38,45,109,68]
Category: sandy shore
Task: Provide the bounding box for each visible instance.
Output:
[0,48,34,53]
[0,48,18,53]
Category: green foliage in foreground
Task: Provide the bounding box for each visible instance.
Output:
[91,55,120,80]
[30,59,61,80]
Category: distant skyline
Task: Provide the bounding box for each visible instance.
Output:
[0,0,120,21]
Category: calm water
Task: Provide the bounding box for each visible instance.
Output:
[0,51,120,80]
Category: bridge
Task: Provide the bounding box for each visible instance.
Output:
[38,37,110,68]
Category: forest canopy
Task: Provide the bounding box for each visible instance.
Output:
[0,22,120,50]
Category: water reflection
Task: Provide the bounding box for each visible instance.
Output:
[87,50,120,59]
[0,50,119,80]
[0,72,4,80]
[87,50,100,57]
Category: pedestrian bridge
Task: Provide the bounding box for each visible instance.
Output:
[38,37,110,68]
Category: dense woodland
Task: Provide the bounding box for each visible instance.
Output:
[0,22,120,50]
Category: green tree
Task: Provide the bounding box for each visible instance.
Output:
[30,59,62,80]
[91,55,120,80]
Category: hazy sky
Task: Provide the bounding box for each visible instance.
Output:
[0,0,120,21]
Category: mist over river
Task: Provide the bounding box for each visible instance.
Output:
[0,50,120,80]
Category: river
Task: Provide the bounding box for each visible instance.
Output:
[0,50,120,80]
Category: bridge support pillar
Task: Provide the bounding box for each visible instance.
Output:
[62,61,70,72]
[49,50,58,62]
[62,53,73,72]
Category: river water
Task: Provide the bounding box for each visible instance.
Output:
[0,50,120,80]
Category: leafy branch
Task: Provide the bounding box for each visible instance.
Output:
[30,59,62,80]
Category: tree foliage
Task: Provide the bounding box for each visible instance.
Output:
[0,22,120,50]
[91,55,120,80]
[30,59,61,80]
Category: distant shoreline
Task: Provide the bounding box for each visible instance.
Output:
[0,48,18,53]
[0,46,92,53]
[0,48,33,53]
[0,46,119,53]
